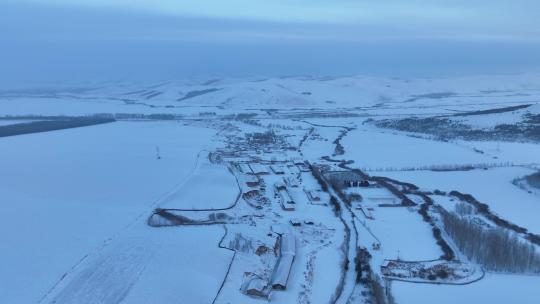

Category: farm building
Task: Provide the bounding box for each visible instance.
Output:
[306,190,321,202]
[271,255,294,290]
[270,165,286,174]
[368,197,396,205]
[381,260,397,276]
[271,232,296,290]
[241,275,269,298]
[297,163,311,172]
[287,164,301,175]
[274,181,286,191]
[291,158,304,166]
[344,180,370,187]
[249,163,269,175]
[238,163,253,174]
[284,176,300,188]
[325,170,365,184]
[289,219,302,227]
[278,189,295,211]
[245,175,260,187]
[243,189,267,209]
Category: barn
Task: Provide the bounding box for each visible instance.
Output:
[249,163,269,175]
[271,232,296,290]
[278,189,295,211]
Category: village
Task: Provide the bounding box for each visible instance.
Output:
[4,74,540,304]
[143,118,494,303]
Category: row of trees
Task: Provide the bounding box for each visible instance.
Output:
[442,211,540,273]
[0,117,115,138]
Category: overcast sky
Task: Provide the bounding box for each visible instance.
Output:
[1,0,540,84]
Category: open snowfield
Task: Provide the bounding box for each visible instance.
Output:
[364,207,441,261]
[46,224,232,304]
[160,153,239,210]
[1,74,540,304]
[393,273,540,304]
[460,140,540,165]
[377,167,540,234]
[342,127,494,170]
[0,121,215,303]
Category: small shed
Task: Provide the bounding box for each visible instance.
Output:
[270,165,286,175]
[249,163,269,175]
[289,219,302,227]
[245,175,260,187]
[306,190,320,202]
[285,176,300,188]
[287,165,301,175]
[279,190,295,211]
[239,163,253,174]
[241,275,269,298]
[291,158,305,166]
[274,181,286,192]
[297,163,311,172]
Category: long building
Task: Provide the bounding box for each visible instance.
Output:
[271,232,296,290]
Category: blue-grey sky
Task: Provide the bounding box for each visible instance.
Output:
[1,0,540,84]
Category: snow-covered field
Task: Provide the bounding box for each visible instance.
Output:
[0,121,215,303]
[393,273,540,304]
[377,167,540,235]
[45,224,232,304]
[364,207,442,261]
[342,126,493,170]
[160,152,239,210]
[1,74,540,304]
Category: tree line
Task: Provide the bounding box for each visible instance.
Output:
[442,211,540,273]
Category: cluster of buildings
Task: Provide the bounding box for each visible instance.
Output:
[241,231,297,297]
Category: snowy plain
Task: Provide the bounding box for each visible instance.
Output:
[1,74,540,304]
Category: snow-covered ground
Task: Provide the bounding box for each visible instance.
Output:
[0,121,215,303]
[363,207,442,261]
[393,273,540,304]
[45,224,232,304]
[342,126,494,170]
[160,152,239,210]
[2,74,540,304]
[377,167,540,235]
